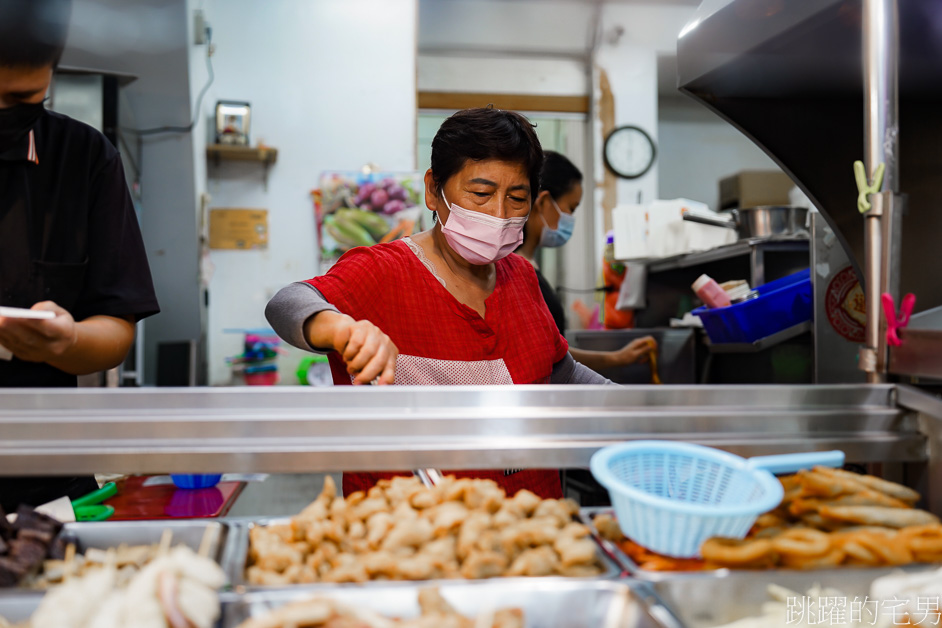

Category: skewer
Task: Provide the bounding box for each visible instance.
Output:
[63,542,76,582]
[197,526,214,558]
[158,529,173,557]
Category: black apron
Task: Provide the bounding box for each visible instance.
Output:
[0,159,97,511]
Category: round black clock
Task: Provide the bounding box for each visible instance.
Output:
[603,125,657,179]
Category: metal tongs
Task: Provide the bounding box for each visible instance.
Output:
[413,468,444,487]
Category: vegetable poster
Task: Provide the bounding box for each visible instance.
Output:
[312,171,425,273]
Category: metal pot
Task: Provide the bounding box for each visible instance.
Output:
[682,205,809,239]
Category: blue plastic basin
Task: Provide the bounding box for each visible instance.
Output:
[692,269,812,344]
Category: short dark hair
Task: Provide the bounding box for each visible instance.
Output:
[0,0,72,69]
[541,151,583,201]
[430,106,543,201]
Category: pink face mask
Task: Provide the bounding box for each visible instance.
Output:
[439,192,528,265]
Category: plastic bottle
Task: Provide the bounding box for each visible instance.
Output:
[692,274,731,309]
[602,232,634,329]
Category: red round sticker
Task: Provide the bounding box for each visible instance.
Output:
[825,266,866,343]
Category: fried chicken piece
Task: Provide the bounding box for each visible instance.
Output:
[382,476,428,507]
[381,518,433,552]
[392,501,420,522]
[557,563,603,578]
[410,489,441,510]
[510,490,542,516]
[246,566,295,586]
[499,518,560,555]
[330,496,359,527]
[366,512,395,549]
[428,502,470,537]
[557,522,588,538]
[361,551,399,579]
[348,520,366,540]
[418,587,456,615]
[420,536,457,568]
[353,497,390,522]
[475,529,501,554]
[345,491,366,507]
[395,554,437,580]
[298,519,330,546]
[492,502,525,529]
[553,536,598,568]
[250,534,303,573]
[237,598,334,628]
[533,499,578,526]
[459,550,508,579]
[465,481,506,513]
[322,554,368,583]
[592,514,622,542]
[457,512,492,560]
[493,608,526,628]
[505,545,559,577]
[297,476,337,521]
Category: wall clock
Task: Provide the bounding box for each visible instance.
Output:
[603,125,657,179]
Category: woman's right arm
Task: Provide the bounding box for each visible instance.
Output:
[266,283,398,385]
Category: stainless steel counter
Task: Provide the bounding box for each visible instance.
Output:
[0,384,930,477]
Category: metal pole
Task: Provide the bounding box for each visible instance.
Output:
[862,0,900,383]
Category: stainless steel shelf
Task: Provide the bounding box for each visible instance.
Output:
[705,320,812,354]
[645,238,809,274]
[0,384,924,476]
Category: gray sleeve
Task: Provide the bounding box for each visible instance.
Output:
[265,282,340,352]
[550,353,615,385]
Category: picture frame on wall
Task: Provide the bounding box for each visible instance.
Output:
[215,100,251,146]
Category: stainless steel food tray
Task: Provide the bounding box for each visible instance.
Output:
[0,595,231,627]
[651,566,940,628]
[0,519,229,598]
[58,519,228,562]
[222,517,624,591]
[0,596,41,623]
[582,507,942,593]
[222,579,684,628]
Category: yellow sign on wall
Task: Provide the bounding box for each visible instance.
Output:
[209,208,268,250]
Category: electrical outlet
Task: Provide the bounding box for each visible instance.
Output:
[194,9,206,45]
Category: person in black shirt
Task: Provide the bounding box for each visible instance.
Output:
[517,151,655,373]
[0,0,160,509]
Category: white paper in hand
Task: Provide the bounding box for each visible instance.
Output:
[0,306,56,320]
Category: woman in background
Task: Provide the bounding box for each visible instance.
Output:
[515,151,656,374]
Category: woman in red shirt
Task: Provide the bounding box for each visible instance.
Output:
[266,107,609,498]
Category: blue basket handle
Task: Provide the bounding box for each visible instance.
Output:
[745,450,845,475]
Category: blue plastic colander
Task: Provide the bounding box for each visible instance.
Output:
[590,441,844,558]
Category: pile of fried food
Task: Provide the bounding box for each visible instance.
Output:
[596,465,942,571]
[25,528,215,589]
[714,567,942,628]
[247,475,604,584]
[1,541,225,628]
[236,587,524,628]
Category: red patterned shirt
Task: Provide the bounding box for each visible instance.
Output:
[305,238,569,498]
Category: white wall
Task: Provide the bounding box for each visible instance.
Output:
[591,3,697,216]
[418,55,586,96]
[657,99,779,209]
[419,0,593,54]
[194,0,418,385]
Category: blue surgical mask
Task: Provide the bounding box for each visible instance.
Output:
[539,197,576,248]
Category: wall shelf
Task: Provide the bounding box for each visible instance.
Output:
[206,144,278,189]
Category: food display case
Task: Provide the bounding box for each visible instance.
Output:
[1,384,942,627]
